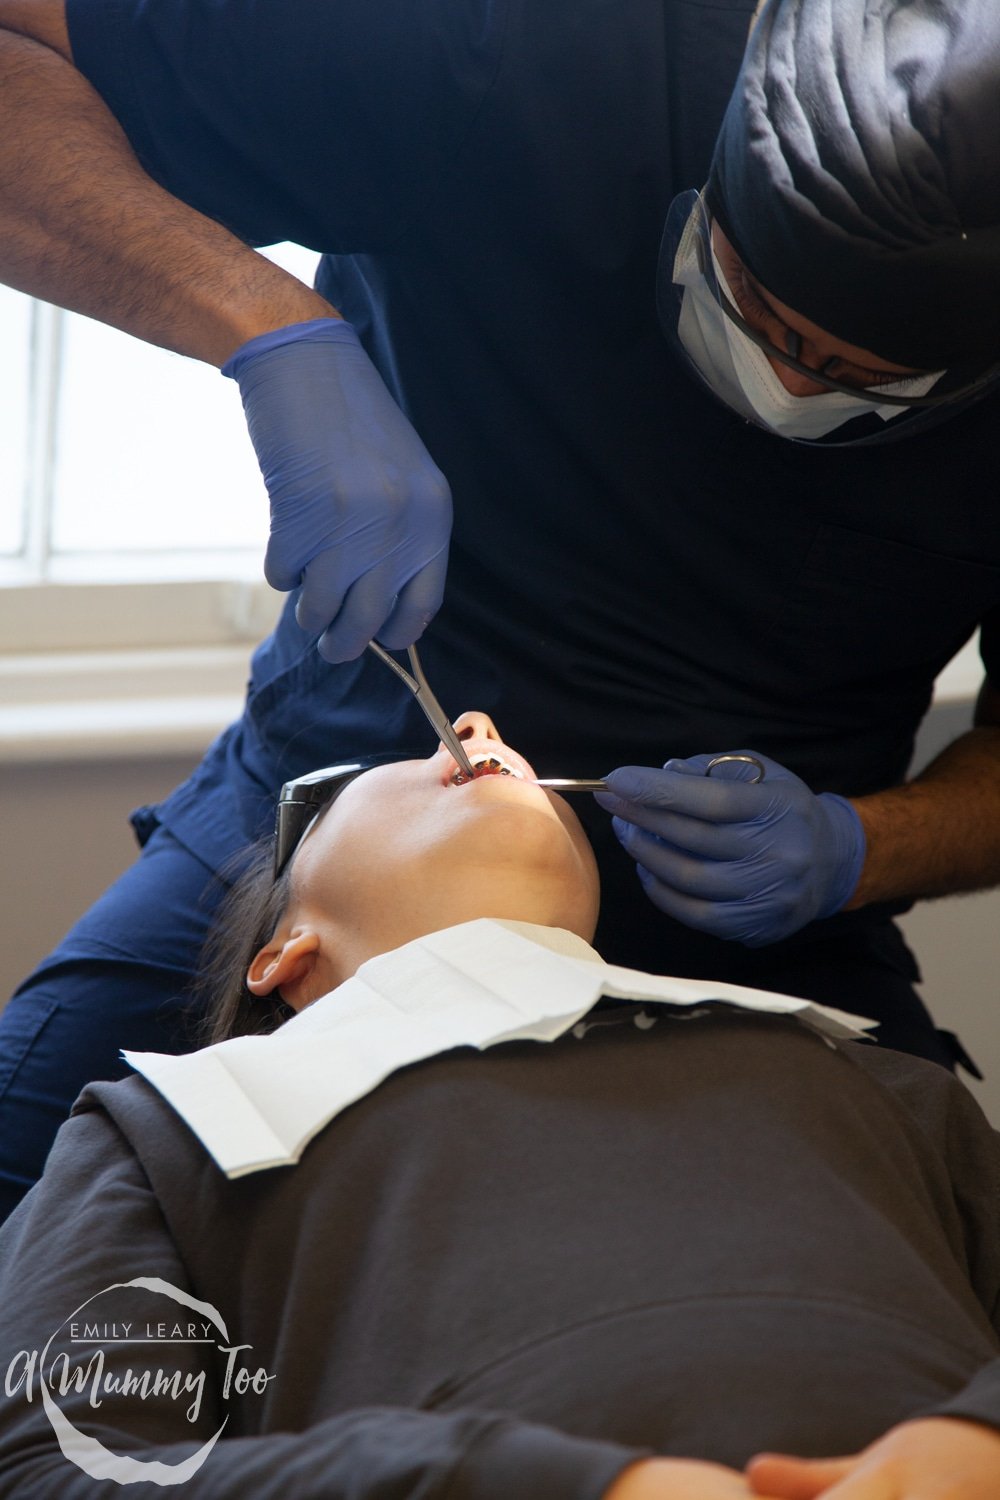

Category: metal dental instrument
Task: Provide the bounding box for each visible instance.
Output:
[704,753,766,783]
[367,640,477,780]
[532,778,609,792]
[532,757,766,793]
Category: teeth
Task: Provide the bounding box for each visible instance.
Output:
[471,753,523,777]
[451,752,525,785]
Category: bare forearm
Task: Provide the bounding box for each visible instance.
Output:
[845,725,1000,907]
[0,13,334,363]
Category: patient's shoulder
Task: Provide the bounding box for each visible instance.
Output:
[844,1040,999,1160]
[73,1072,215,1184]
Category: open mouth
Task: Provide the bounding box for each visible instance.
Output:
[450,752,527,787]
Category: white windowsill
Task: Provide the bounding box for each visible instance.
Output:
[0,645,252,762]
[0,574,284,763]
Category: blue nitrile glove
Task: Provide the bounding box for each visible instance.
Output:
[222,318,452,662]
[594,751,866,946]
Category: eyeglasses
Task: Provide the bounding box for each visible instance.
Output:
[685,192,999,410]
[273,752,420,878]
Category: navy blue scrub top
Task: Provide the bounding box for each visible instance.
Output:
[64,0,1000,997]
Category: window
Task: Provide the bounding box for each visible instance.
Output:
[0,245,318,758]
[0,243,319,643]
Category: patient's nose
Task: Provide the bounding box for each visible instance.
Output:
[450,711,502,744]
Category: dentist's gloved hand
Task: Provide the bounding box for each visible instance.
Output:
[223,317,452,662]
[594,751,866,946]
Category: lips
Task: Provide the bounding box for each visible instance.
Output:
[451,752,526,786]
[443,740,536,786]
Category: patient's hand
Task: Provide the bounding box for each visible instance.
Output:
[746,1416,1000,1498]
[605,1457,767,1497]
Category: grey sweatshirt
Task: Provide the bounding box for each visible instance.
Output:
[1,1010,999,1497]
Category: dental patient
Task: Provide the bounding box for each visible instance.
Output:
[1,714,999,1500]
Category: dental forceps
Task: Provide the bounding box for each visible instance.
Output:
[368,641,477,780]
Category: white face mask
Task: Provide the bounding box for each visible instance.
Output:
[673,212,943,440]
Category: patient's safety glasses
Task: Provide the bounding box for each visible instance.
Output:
[273,752,420,878]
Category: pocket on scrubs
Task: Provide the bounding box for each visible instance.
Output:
[0,993,58,1099]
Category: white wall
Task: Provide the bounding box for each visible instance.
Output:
[899,697,1000,1123]
[0,754,199,993]
[900,891,1000,1121]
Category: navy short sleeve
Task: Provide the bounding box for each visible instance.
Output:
[65,0,508,250]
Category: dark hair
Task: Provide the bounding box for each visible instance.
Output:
[193,838,297,1045]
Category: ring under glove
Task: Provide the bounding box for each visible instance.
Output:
[223,317,452,662]
[594,751,866,946]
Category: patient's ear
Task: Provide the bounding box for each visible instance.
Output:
[247,929,321,1006]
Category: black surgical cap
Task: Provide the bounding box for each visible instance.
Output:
[706,0,1000,369]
